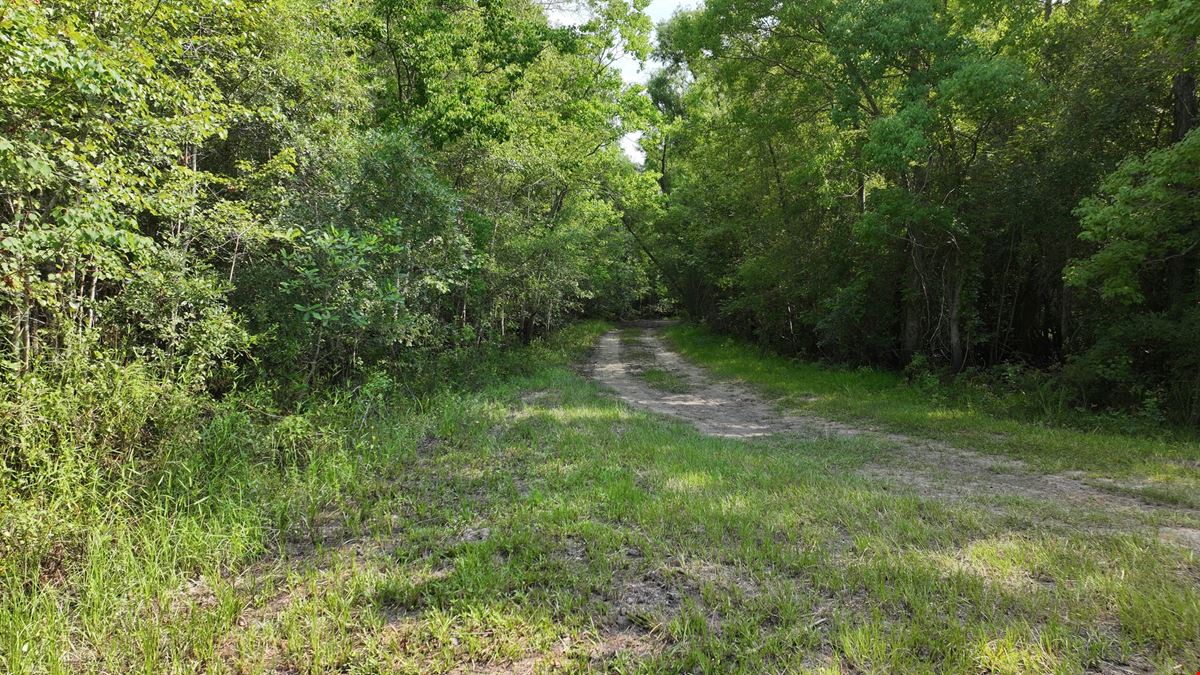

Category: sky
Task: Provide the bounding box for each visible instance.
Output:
[548,0,699,163]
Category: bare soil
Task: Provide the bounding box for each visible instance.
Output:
[590,322,857,439]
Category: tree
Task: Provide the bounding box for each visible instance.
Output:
[641,0,1200,420]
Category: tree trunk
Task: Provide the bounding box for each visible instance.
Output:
[854,141,866,214]
[902,236,924,362]
[765,139,788,217]
[520,315,534,345]
[948,273,965,372]
[1172,69,1197,144]
[658,134,670,193]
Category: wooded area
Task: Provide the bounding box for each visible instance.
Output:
[1,0,664,389]
[639,0,1200,423]
[2,0,666,652]
[3,0,1198,453]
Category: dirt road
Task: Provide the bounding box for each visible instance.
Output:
[589,321,855,439]
[589,322,1200,544]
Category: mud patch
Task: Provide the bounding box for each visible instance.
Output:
[600,556,758,638]
[417,434,442,455]
[456,526,492,544]
[550,535,589,565]
[679,558,760,599]
[610,570,684,630]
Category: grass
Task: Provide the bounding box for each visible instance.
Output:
[3,322,1199,672]
[639,367,693,394]
[618,330,656,363]
[663,324,1200,509]
[618,327,645,344]
[618,326,692,393]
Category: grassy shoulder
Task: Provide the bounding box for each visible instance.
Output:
[663,324,1200,508]
[1,323,610,673]
[640,367,693,394]
[5,321,1199,673]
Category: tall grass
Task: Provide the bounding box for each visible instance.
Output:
[0,322,609,671]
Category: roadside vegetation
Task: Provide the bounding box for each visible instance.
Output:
[3,325,609,672]
[639,367,693,394]
[639,0,1200,425]
[6,321,1199,672]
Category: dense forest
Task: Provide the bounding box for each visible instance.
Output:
[1,0,665,389]
[639,0,1200,423]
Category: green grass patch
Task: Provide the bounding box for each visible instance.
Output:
[4,321,1199,672]
[640,367,693,394]
[618,327,645,344]
[662,324,1200,508]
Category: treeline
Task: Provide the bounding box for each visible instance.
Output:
[1,0,662,566]
[640,0,1200,423]
[1,0,663,390]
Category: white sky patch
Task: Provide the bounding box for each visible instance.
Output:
[548,0,699,164]
[619,131,645,161]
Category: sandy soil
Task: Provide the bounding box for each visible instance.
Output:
[590,321,857,439]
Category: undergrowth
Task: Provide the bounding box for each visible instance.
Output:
[3,322,1198,672]
[0,322,609,670]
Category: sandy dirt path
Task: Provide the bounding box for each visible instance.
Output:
[589,322,1200,542]
[589,322,854,439]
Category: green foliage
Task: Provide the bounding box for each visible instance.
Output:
[1071,129,1200,306]
[0,0,661,654]
[7,319,1199,671]
[6,0,1197,664]
[1,0,661,384]
[1063,129,1200,418]
[642,0,1200,422]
